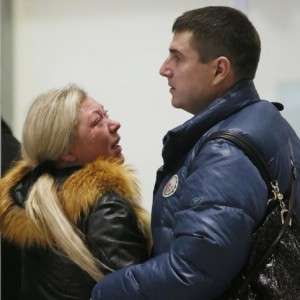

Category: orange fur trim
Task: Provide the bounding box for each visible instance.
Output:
[0,159,141,247]
[0,161,50,247]
[60,159,141,222]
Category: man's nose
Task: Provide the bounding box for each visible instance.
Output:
[159,59,172,77]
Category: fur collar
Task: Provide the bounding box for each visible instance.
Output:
[0,159,140,247]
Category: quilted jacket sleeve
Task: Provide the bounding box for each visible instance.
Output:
[91,140,268,300]
[86,192,148,273]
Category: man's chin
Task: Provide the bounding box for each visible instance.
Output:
[171,97,182,109]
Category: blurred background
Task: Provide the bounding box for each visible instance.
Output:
[1,0,300,211]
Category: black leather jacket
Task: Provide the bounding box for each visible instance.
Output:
[0,160,149,300]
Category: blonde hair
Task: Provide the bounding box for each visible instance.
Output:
[22,85,84,164]
[22,84,104,280]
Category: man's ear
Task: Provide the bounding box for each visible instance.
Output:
[212,56,232,85]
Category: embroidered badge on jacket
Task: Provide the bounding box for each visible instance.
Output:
[162,174,178,198]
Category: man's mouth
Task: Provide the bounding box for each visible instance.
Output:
[168,83,175,93]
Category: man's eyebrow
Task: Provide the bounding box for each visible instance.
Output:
[169,48,183,56]
[169,48,184,57]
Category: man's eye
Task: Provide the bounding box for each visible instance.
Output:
[171,54,180,62]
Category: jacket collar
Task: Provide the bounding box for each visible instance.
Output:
[12,165,81,207]
[0,159,140,247]
[162,80,260,167]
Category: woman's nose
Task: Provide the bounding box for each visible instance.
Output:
[109,119,121,132]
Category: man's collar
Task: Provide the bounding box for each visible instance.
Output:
[162,80,260,167]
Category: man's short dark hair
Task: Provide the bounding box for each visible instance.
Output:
[173,6,261,80]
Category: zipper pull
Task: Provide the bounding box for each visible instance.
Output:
[271,180,292,225]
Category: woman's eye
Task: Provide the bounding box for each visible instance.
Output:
[91,118,101,126]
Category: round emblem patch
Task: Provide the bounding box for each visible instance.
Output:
[162,174,179,198]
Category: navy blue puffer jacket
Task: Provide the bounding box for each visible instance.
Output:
[92,80,300,300]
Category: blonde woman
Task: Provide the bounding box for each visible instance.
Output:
[0,84,151,300]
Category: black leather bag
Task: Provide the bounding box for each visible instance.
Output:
[206,131,300,300]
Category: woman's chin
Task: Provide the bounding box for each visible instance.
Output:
[116,153,125,163]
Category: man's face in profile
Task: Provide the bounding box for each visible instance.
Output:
[159,31,216,115]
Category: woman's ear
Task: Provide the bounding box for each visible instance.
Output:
[212,56,232,85]
[60,147,78,164]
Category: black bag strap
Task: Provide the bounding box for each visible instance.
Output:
[206,131,273,196]
[204,130,296,295]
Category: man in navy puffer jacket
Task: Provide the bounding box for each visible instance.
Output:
[92,6,300,300]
